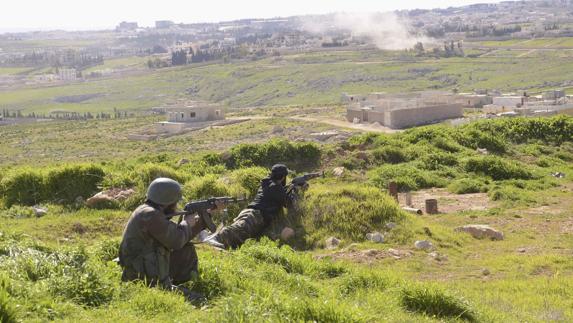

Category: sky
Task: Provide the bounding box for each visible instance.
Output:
[1,0,501,32]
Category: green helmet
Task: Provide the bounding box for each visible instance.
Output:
[146,177,182,206]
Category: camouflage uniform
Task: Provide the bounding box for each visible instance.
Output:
[119,203,199,288]
[211,175,296,249]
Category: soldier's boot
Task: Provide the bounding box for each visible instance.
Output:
[172,285,206,304]
[203,233,226,250]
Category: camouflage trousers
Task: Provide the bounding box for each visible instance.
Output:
[121,243,198,287]
[216,208,265,249]
[169,243,199,285]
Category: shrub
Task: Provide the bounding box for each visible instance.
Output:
[463,156,533,180]
[301,184,404,242]
[47,262,115,307]
[184,175,229,200]
[225,139,321,170]
[454,129,507,154]
[238,239,345,278]
[0,288,17,323]
[228,167,268,198]
[416,152,458,170]
[369,164,447,191]
[372,146,407,164]
[338,272,391,295]
[0,168,45,207]
[134,163,185,187]
[44,164,105,203]
[447,178,487,194]
[400,285,477,322]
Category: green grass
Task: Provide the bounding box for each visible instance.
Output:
[2,45,573,114]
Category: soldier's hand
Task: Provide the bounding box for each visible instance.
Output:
[184,214,202,226]
[208,200,226,214]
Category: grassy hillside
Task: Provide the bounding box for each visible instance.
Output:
[1,116,572,322]
[2,46,573,114]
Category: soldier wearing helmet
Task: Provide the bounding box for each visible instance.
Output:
[118,177,221,300]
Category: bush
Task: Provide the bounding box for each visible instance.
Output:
[447,178,487,194]
[228,167,268,198]
[454,129,507,154]
[301,184,404,242]
[416,152,458,170]
[0,288,17,323]
[369,164,446,191]
[225,139,321,170]
[184,175,230,200]
[401,285,477,321]
[372,146,407,164]
[134,163,185,188]
[47,262,115,307]
[0,168,45,207]
[463,156,533,180]
[44,164,105,203]
[0,275,17,323]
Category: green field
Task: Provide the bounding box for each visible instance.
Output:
[2,46,573,115]
[1,116,573,322]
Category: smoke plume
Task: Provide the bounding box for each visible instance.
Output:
[301,12,433,50]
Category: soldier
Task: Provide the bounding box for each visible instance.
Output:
[118,177,222,301]
[204,164,297,249]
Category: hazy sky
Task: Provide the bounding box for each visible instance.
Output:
[2,0,500,31]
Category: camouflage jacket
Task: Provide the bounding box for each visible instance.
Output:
[119,203,193,288]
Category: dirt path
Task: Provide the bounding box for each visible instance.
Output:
[290,116,398,133]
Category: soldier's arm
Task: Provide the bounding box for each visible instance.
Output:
[269,183,289,209]
[145,212,193,250]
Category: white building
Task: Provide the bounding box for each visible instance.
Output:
[155,102,225,134]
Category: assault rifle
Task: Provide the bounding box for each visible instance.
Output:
[169,197,246,232]
[286,171,324,195]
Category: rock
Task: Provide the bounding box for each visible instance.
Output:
[482,268,491,276]
[476,148,489,155]
[332,167,346,177]
[455,225,504,241]
[325,236,341,249]
[32,206,47,217]
[551,172,565,178]
[280,227,295,241]
[428,252,448,262]
[178,158,190,166]
[86,188,136,208]
[388,248,413,259]
[86,192,115,208]
[366,232,384,243]
[517,247,527,253]
[414,240,433,250]
[385,222,397,230]
[363,249,378,257]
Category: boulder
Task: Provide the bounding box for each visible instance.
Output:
[280,227,295,241]
[325,236,341,249]
[366,232,384,243]
[455,224,504,241]
[414,240,433,250]
[385,222,397,230]
[32,206,47,217]
[178,158,190,166]
[86,188,136,208]
[332,167,346,177]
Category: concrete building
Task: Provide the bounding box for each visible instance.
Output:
[155,20,175,29]
[455,94,493,108]
[345,92,463,129]
[155,102,225,134]
[58,68,77,81]
[116,21,138,32]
